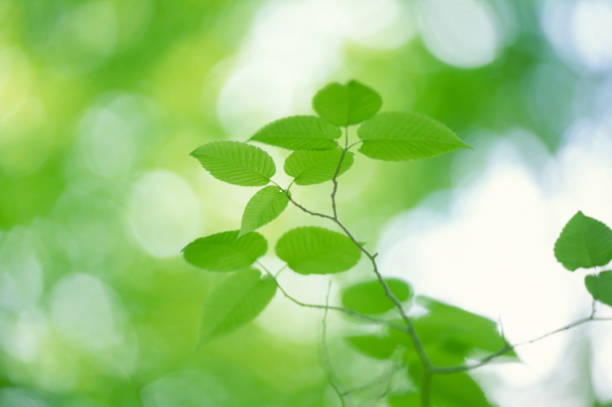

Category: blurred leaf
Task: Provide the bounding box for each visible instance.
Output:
[191,141,275,186]
[585,270,612,306]
[554,211,612,271]
[345,334,398,359]
[388,392,421,407]
[183,231,267,272]
[275,226,361,274]
[430,373,493,407]
[250,116,341,150]
[357,112,469,161]
[415,296,510,356]
[398,329,468,367]
[240,186,288,235]
[284,149,354,185]
[312,80,382,126]
[341,278,412,315]
[199,269,276,345]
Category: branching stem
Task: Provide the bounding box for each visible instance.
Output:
[322,281,347,407]
[432,313,612,375]
[279,129,612,405]
[283,135,434,405]
[262,268,408,333]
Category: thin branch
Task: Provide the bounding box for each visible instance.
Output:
[342,365,395,396]
[278,133,612,407]
[421,371,432,407]
[286,158,433,378]
[262,269,408,332]
[345,359,401,405]
[432,313,612,375]
[322,281,347,407]
[331,127,350,218]
[347,140,362,150]
[286,194,335,221]
[332,217,431,370]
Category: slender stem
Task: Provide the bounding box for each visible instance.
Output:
[421,371,432,407]
[342,360,399,397]
[432,314,612,375]
[286,194,335,221]
[331,217,431,370]
[331,127,350,218]
[279,132,612,405]
[262,268,408,332]
[347,140,362,149]
[285,141,433,381]
[322,281,347,407]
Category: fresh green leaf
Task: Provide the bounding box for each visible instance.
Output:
[312,80,382,126]
[357,112,469,161]
[554,211,612,271]
[388,392,421,407]
[191,141,275,186]
[396,325,471,367]
[275,226,361,274]
[199,269,276,345]
[585,270,612,306]
[341,278,412,315]
[284,149,354,185]
[183,230,267,271]
[345,334,398,359]
[240,186,288,235]
[402,360,493,406]
[430,373,493,407]
[415,296,511,356]
[250,115,341,150]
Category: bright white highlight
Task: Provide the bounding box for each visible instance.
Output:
[571,0,612,70]
[128,170,201,258]
[542,0,612,72]
[418,0,500,68]
[217,0,414,135]
[378,125,612,403]
[78,94,147,178]
[50,273,123,350]
[0,228,42,313]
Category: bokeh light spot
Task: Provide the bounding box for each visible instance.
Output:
[128,170,201,258]
[418,0,500,68]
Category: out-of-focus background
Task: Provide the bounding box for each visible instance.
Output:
[1,0,611,405]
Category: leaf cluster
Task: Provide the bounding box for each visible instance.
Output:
[554,211,612,306]
[178,80,611,406]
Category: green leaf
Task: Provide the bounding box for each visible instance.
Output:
[275,226,361,274]
[341,278,412,315]
[388,392,421,407]
[240,186,288,235]
[430,373,493,407]
[585,270,612,306]
[191,141,275,186]
[182,230,267,272]
[402,361,493,407]
[393,323,475,368]
[357,112,469,161]
[199,269,276,345]
[415,296,511,356]
[284,149,354,185]
[345,334,398,359]
[554,211,612,271]
[250,115,341,150]
[312,80,382,126]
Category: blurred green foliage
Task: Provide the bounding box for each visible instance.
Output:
[0,0,607,406]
